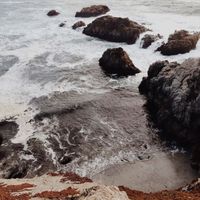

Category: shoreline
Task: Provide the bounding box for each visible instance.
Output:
[92,151,198,192]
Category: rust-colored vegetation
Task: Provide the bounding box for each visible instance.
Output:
[0,183,34,200]
[48,172,92,184]
[119,186,200,200]
[60,172,92,184]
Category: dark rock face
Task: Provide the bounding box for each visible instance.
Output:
[83,15,147,44]
[72,21,86,30]
[75,5,110,18]
[139,58,200,168]
[99,48,140,77]
[47,10,60,17]
[0,121,19,144]
[156,30,200,55]
[141,34,162,48]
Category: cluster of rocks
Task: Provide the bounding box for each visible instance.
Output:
[46,5,199,78]
[46,5,148,77]
[46,5,199,54]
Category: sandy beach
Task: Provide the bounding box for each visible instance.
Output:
[93,152,198,192]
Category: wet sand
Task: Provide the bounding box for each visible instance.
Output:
[92,152,198,192]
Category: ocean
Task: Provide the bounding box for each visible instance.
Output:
[0,0,199,180]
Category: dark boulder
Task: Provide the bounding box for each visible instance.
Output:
[72,21,86,30]
[139,58,200,168]
[141,34,162,48]
[75,5,110,18]
[99,47,140,77]
[83,15,147,44]
[156,30,200,55]
[47,10,60,17]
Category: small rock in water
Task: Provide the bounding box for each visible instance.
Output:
[99,47,141,77]
[75,5,110,17]
[59,156,73,165]
[59,23,66,27]
[141,34,162,48]
[156,30,200,55]
[47,10,60,17]
[72,21,86,29]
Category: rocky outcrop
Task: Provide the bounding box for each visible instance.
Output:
[156,30,200,55]
[83,15,147,44]
[47,10,60,17]
[0,173,129,200]
[72,21,86,29]
[75,5,110,18]
[141,34,162,48]
[139,58,200,168]
[99,48,140,77]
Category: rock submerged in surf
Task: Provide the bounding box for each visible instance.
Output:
[156,30,200,55]
[72,21,86,30]
[141,34,162,48]
[139,58,200,169]
[99,47,140,77]
[75,5,110,18]
[83,15,147,44]
[47,10,60,17]
[59,23,66,27]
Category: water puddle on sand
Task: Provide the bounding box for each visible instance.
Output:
[92,152,198,192]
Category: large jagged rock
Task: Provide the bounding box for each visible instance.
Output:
[83,15,147,44]
[75,5,110,18]
[156,30,200,55]
[141,34,162,48]
[139,58,200,168]
[99,48,140,77]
